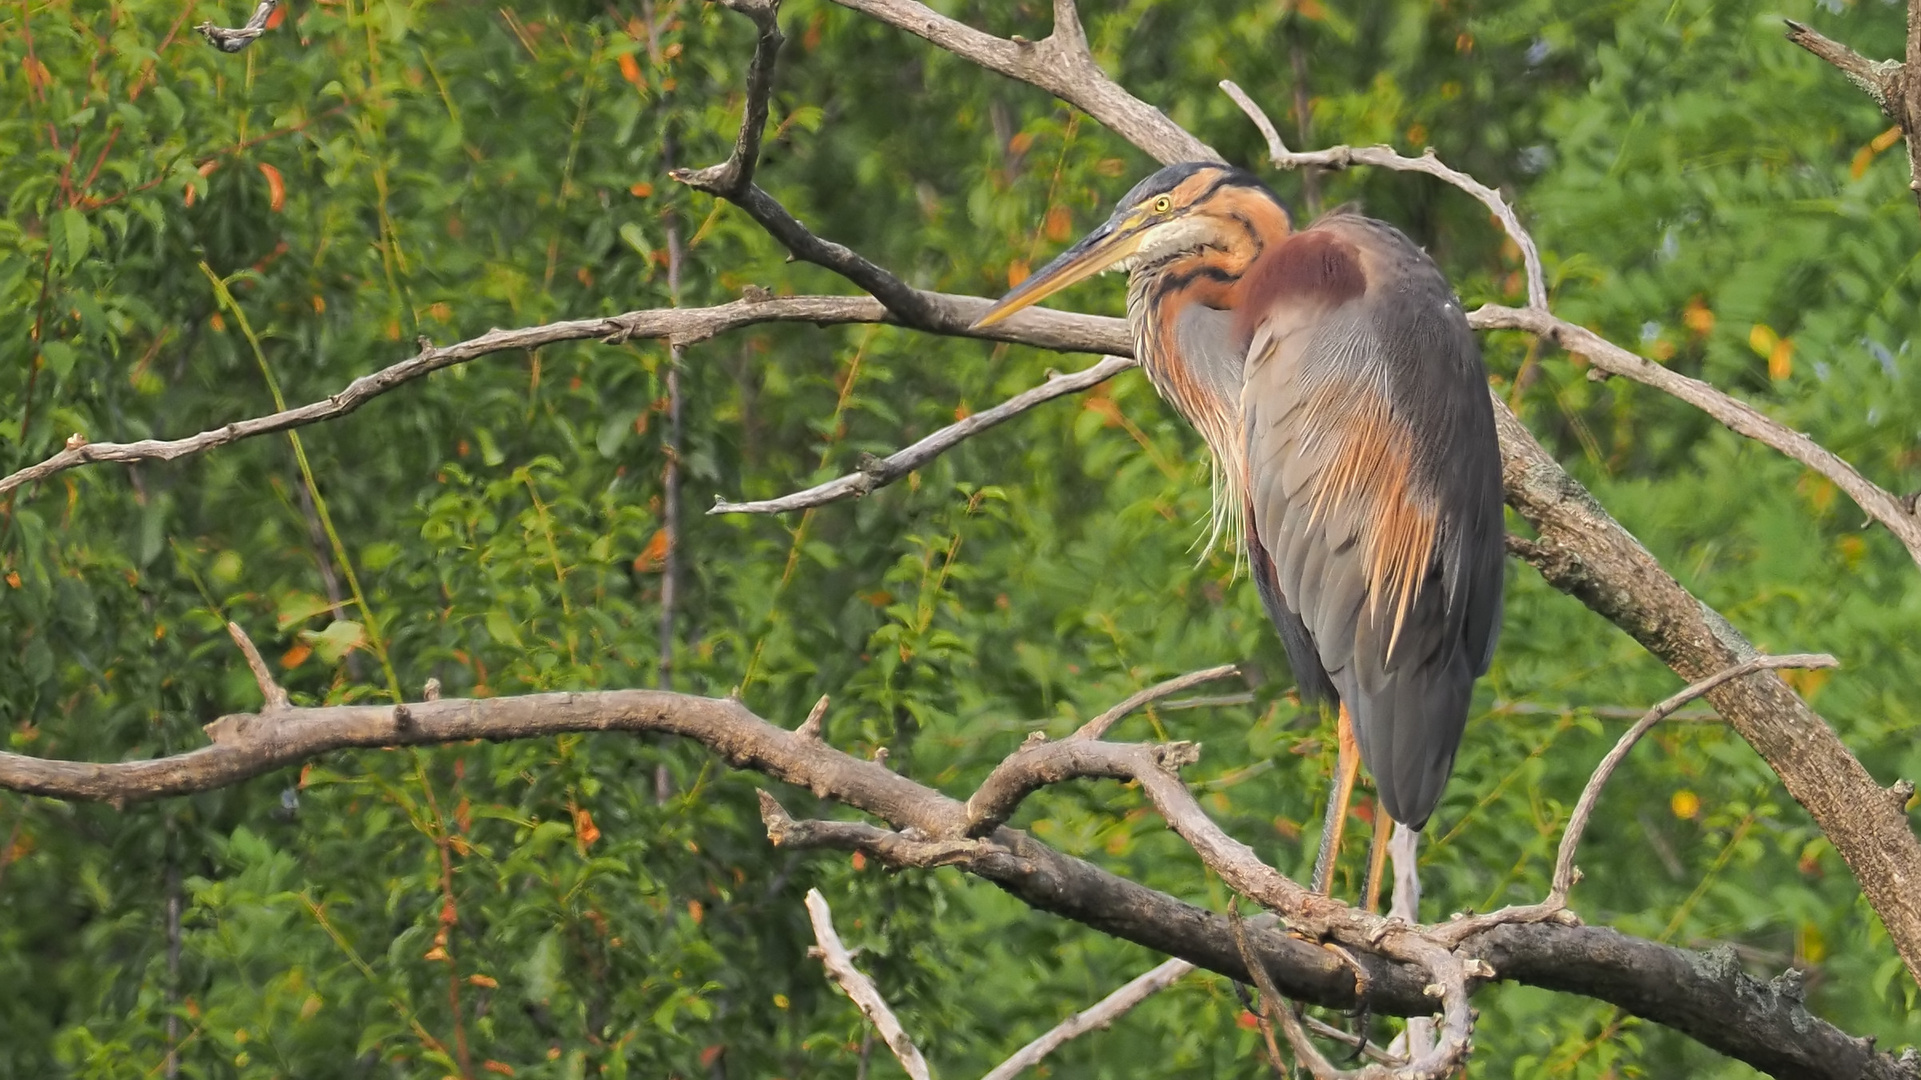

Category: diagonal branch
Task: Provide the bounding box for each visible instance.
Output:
[978,956,1194,1080]
[711,355,1135,515]
[828,0,1217,167]
[805,888,933,1080]
[1070,664,1241,740]
[1474,304,1921,566]
[1784,19,1906,119]
[1431,653,1840,947]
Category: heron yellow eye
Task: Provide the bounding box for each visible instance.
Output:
[1152,195,1172,214]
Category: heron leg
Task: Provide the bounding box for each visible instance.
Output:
[1362,813,1391,914]
[1310,703,1360,896]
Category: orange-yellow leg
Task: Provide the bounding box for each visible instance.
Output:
[1363,814,1392,914]
[1310,704,1360,896]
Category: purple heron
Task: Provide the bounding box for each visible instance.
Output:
[975,163,1504,900]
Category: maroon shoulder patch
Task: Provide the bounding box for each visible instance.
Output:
[1235,230,1366,339]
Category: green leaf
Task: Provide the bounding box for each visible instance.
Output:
[299,620,367,663]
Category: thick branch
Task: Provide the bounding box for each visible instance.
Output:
[827,0,1217,167]
[1494,399,1921,987]
[0,686,1904,1076]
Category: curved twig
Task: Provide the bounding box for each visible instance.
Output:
[1219,80,1547,312]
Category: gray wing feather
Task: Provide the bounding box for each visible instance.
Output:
[1242,218,1503,829]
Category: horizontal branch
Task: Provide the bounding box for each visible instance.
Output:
[0,294,1127,502]
[711,355,1135,515]
[2,676,1904,1074]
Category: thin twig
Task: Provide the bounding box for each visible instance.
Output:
[1220,80,1547,311]
[0,295,1127,502]
[1229,901,1292,1077]
[1471,304,1921,568]
[1545,652,1838,903]
[978,957,1194,1080]
[1432,652,1840,948]
[1071,663,1241,740]
[805,889,933,1080]
[712,355,1134,514]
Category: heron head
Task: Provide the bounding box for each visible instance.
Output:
[972,162,1289,328]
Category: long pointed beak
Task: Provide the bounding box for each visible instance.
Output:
[971,219,1143,329]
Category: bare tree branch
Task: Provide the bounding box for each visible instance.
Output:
[827,0,1217,167]
[0,295,1126,502]
[978,957,1194,1080]
[1432,653,1840,947]
[223,622,289,714]
[1474,304,1921,566]
[0,677,1906,1075]
[1494,400,1921,985]
[195,0,276,52]
[1070,664,1241,740]
[1220,80,1548,312]
[1545,653,1838,905]
[805,888,934,1080]
[711,355,1136,515]
[1784,18,1905,119]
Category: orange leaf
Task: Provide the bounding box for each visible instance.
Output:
[851,851,867,871]
[618,51,643,87]
[1006,259,1030,288]
[629,181,654,198]
[1768,337,1794,381]
[1682,296,1714,336]
[1670,790,1700,820]
[954,401,972,421]
[281,640,312,669]
[572,806,601,848]
[1043,205,1073,242]
[632,528,670,573]
[468,973,499,988]
[483,1061,515,1076]
[265,3,285,28]
[687,900,704,924]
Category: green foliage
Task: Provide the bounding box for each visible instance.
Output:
[4,0,1920,1076]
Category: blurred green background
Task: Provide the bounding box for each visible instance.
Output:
[4,0,1920,1075]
